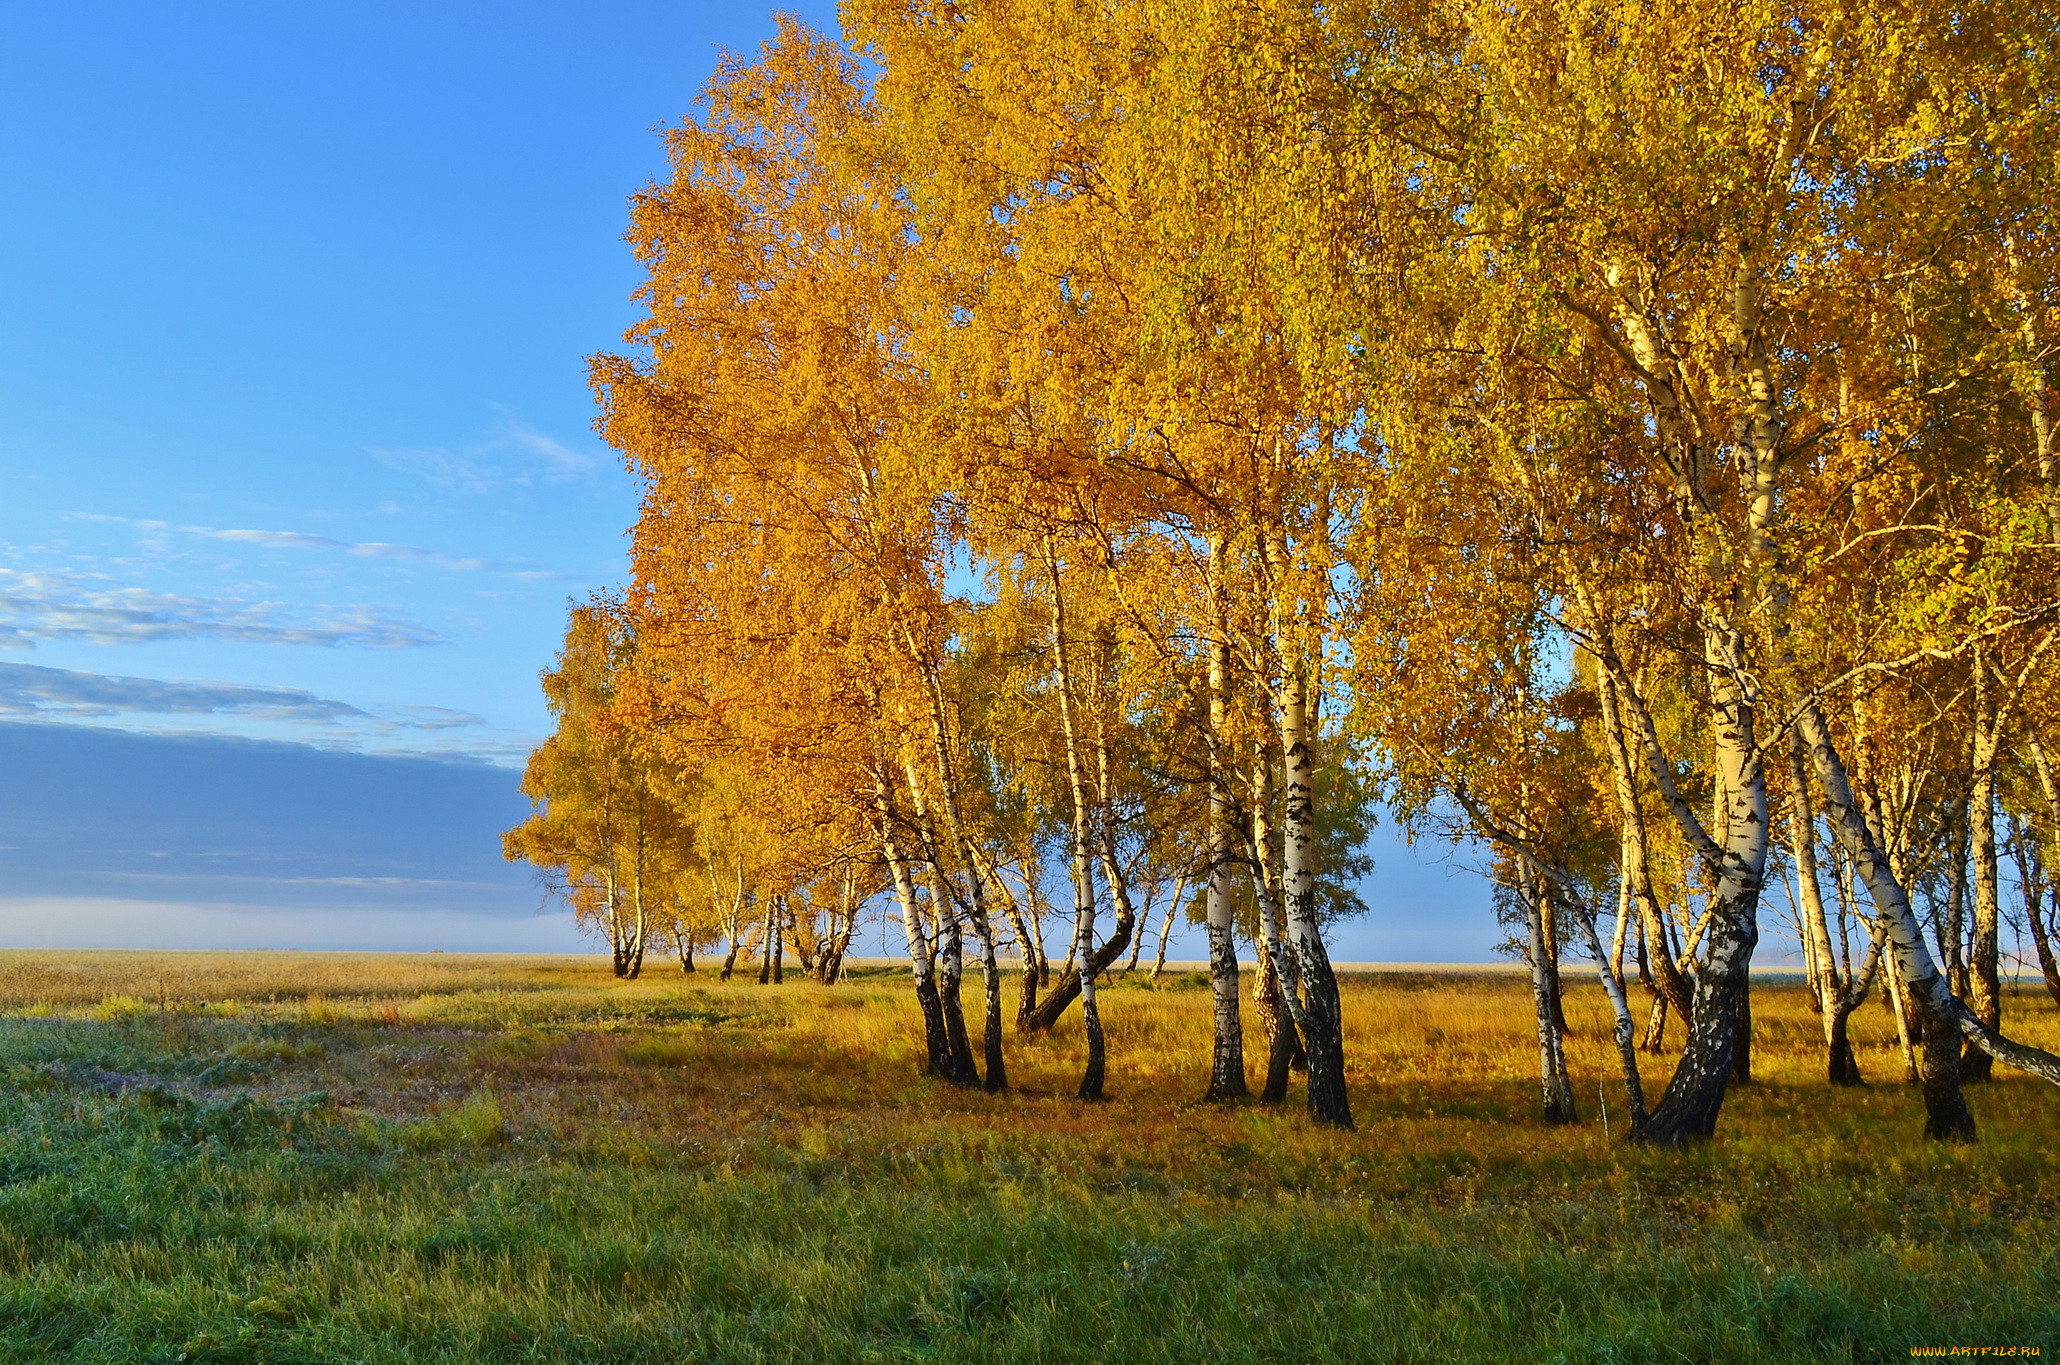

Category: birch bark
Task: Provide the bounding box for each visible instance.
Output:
[1047,541,1107,1099]
[1204,531,1247,1100]
[875,758,952,1078]
[1277,653,1352,1128]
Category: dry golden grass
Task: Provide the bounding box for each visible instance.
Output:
[5,948,2053,1172]
[1,949,2055,1362]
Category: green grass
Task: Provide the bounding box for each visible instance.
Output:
[0,951,2053,1362]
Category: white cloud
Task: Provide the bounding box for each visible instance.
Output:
[382,704,487,731]
[488,409,601,480]
[208,528,349,552]
[374,408,606,493]
[346,541,489,570]
[0,569,443,649]
[0,661,365,723]
[71,513,560,577]
[0,663,488,738]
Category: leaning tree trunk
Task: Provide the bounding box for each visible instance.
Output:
[1256,947,1302,1104]
[1787,732,1864,1083]
[1826,1001,1861,1086]
[2009,808,2060,1007]
[1559,888,1646,1137]
[1017,891,1138,1031]
[911,662,1007,1090]
[1149,889,1180,983]
[2028,737,2060,1007]
[1795,701,1975,1138]
[1809,676,2060,1129]
[875,761,952,1078]
[1007,876,1043,1026]
[1597,673,1695,1030]
[1627,636,1767,1144]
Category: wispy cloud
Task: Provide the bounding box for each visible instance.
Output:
[0,570,443,649]
[0,662,488,736]
[0,661,362,722]
[374,409,606,494]
[73,515,567,579]
[206,527,491,571]
[383,704,488,731]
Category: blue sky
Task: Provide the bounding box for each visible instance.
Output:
[0,0,837,761]
[0,0,1539,962]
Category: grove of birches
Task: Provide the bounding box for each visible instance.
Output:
[504,0,2060,1147]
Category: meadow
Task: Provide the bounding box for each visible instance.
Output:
[0,949,2054,1363]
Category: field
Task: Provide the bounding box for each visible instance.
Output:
[0,950,2055,1363]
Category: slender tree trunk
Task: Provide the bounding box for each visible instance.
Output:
[1277,652,1352,1128]
[1964,658,2003,1082]
[1525,868,1578,1122]
[1560,885,1646,1135]
[1017,896,1139,1030]
[1204,534,1247,1100]
[900,757,979,1083]
[1047,540,1106,1100]
[606,869,627,979]
[1249,751,1305,1103]
[996,857,1043,1027]
[876,761,952,1078]
[1788,732,1858,1081]
[1794,700,1974,1137]
[910,657,1006,1087]
[1630,636,1765,1144]
[2009,809,2060,1007]
[1941,793,1971,998]
[758,893,777,986]
[1826,1004,1860,1086]
[713,861,745,982]
[1641,993,1669,1054]
[2028,737,2060,1007]
[1597,672,1695,1025]
[1610,842,1633,992]
[1149,881,1182,984]
[1090,640,1148,1007]
[1885,949,1920,1085]
[817,869,857,985]
[965,900,1005,1091]
[1540,893,1568,1034]
[625,827,647,980]
[1256,947,1300,1104]
[1824,689,2060,1115]
[935,889,972,1074]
